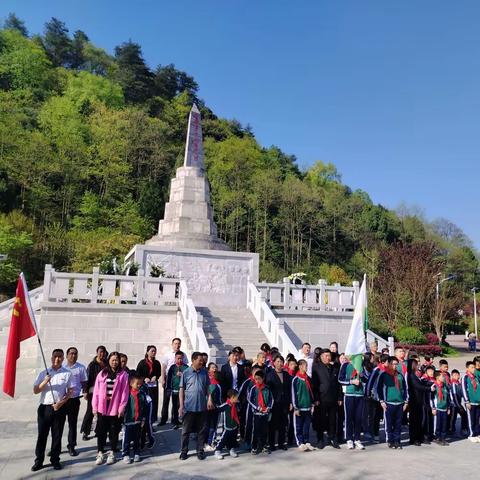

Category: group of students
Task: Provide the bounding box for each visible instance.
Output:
[30,338,480,472]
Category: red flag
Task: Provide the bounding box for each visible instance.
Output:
[2,274,36,397]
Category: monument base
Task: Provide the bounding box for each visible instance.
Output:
[127,245,259,308]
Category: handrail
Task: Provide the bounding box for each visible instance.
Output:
[178,280,210,359]
[255,278,359,312]
[247,282,298,356]
[0,285,43,326]
[42,265,179,306]
[366,329,395,355]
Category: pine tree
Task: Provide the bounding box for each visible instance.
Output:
[43,17,72,67]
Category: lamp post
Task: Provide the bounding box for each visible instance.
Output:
[473,287,478,339]
[435,274,456,302]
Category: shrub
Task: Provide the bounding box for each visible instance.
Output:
[395,326,425,345]
[395,343,442,357]
[425,333,440,345]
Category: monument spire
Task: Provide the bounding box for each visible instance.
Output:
[183,104,205,171]
[144,102,230,251]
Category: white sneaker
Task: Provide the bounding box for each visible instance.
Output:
[133,454,141,463]
[305,442,316,451]
[347,440,355,449]
[106,451,116,465]
[95,452,104,465]
[298,444,308,451]
[469,436,480,443]
[229,448,238,458]
[354,440,365,450]
[214,450,224,460]
[205,444,215,452]
[123,456,132,464]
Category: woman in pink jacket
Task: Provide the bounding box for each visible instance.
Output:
[92,351,129,466]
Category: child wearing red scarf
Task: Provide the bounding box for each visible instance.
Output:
[431,371,450,445]
[463,361,480,441]
[122,373,146,464]
[377,357,407,449]
[247,370,273,454]
[292,359,315,451]
[214,390,240,459]
[238,365,259,449]
[448,369,468,436]
[205,363,222,450]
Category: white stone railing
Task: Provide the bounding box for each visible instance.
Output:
[0,285,43,327]
[247,281,298,356]
[366,329,395,355]
[42,264,179,306]
[178,280,211,358]
[256,278,359,312]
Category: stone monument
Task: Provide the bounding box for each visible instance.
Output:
[127,105,259,307]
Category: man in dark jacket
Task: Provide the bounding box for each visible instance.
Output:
[266,355,292,450]
[312,348,342,448]
[220,349,246,401]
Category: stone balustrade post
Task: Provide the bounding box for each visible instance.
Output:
[136,268,145,305]
[282,277,290,310]
[43,264,53,302]
[318,279,326,311]
[91,267,99,304]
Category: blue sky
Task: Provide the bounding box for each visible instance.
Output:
[2,1,479,248]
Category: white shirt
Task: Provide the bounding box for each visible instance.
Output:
[230,363,238,390]
[298,350,314,377]
[62,361,88,398]
[34,367,73,405]
[163,350,189,372]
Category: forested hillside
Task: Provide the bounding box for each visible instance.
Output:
[0,14,478,339]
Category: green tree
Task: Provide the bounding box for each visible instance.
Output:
[3,13,28,37]
[43,17,73,67]
[114,41,154,103]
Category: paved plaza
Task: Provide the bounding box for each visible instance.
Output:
[0,337,476,480]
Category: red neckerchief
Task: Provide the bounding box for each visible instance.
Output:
[209,372,220,385]
[451,378,460,385]
[255,382,267,412]
[351,368,359,379]
[387,367,400,391]
[415,370,423,378]
[296,371,313,397]
[286,367,296,376]
[227,399,240,424]
[467,372,478,392]
[399,361,407,375]
[435,380,444,401]
[145,358,153,376]
[378,364,387,372]
[443,372,451,385]
[130,388,140,421]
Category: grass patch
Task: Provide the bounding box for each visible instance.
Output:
[441,344,460,357]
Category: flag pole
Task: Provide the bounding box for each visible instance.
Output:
[20,272,55,400]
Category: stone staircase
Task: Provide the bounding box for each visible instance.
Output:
[197,307,269,366]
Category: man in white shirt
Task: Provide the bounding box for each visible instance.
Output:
[160,338,189,425]
[298,342,314,377]
[32,348,73,472]
[63,346,88,457]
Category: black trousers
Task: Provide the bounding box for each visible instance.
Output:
[96,414,122,453]
[448,405,468,433]
[364,397,382,437]
[252,414,269,451]
[408,400,424,442]
[80,393,95,436]
[318,402,338,441]
[423,404,434,440]
[148,385,159,423]
[35,404,67,465]
[171,392,180,425]
[160,386,171,423]
[216,428,238,450]
[66,397,81,448]
[268,404,288,447]
[181,411,208,454]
